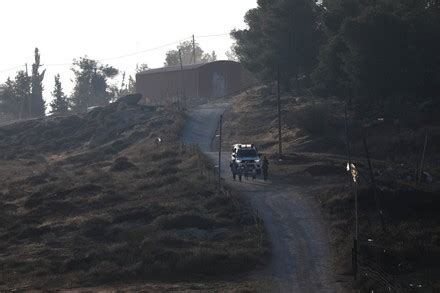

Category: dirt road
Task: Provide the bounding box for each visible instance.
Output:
[180,104,343,292]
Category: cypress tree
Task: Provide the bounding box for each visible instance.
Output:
[50,74,69,115]
[31,48,46,117]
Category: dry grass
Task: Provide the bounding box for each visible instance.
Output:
[221,86,346,157]
[0,102,269,290]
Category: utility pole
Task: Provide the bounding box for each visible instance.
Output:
[26,63,31,118]
[418,132,428,184]
[19,63,31,120]
[352,167,359,280]
[19,64,26,119]
[179,49,183,69]
[179,49,184,108]
[277,65,282,157]
[192,34,196,64]
[345,104,358,280]
[218,114,223,190]
[363,137,385,231]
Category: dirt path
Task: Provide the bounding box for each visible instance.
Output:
[180,103,344,292]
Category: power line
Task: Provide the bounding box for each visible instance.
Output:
[0,65,25,73]
[44,62,71,67]
[195,33,230,38]
[97,36,192,62]
[0,33,231,74]
[196,33,230,38]
[44,36,193,66]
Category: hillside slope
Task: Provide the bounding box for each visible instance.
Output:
[221,87,440,292]
[0,96,268,290]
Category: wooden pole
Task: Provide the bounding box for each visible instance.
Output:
[353,182,358,280]
[192,34,196,64]
[19,64,26,120]
[418,132,429,184]
[363,137,385,230]
[344,103,352,170]
[277,65,282,157]
[218,114,223,190]
[345,103,357,279]
[20,63,31,119]
[179,49,184,108]
[179,49,183,70]
[26,63,31,118]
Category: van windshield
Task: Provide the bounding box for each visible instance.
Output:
[237,149,257,157]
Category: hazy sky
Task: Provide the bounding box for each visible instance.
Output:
[0,0,257,103]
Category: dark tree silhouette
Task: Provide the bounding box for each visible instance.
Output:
[232,0,323,89]
[164,41,216,66]
[30,48,46,117]
[50,74,69,115]
[69,57,119,113]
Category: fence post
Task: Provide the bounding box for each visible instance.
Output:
[345,103,358,280]
[363,137,385,231]
[218,114,223,190]
[277,65,282,158]
[417,132,428,184]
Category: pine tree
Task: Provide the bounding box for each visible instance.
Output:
[0,77,20,119]
[69,56,119,113]
[164,41,216,66]
[15,70,32,119]
[0,70,33,119]
[128,75,136,93]
[31,48,46,117]
[50,74,69,115]
[232,0,323,89]
[136,63,149,73]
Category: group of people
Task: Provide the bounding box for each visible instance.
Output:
[230,156,269,182]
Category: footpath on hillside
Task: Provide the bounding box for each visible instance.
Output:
[181,102,345,293]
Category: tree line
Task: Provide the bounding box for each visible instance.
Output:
[164,40,217,66]
[0,41,216,119]
[0,50,132,118]
[1,49,47,119]
[232,0,440,117]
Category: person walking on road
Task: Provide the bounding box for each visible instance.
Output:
[230,161,238,181]
[252,166,257,181]
[262,156,269,181]
[238,164,243,182]
[244,161,249,180]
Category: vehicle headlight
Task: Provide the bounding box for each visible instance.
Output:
[236,159,242,163]
[255,159,260,163]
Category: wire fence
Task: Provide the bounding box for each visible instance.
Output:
[358,257,406,292]
[347,162,434,292]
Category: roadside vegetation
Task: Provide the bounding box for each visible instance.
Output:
[227,0,440,291]
[221,86,440,291]
[0,97,269,290]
